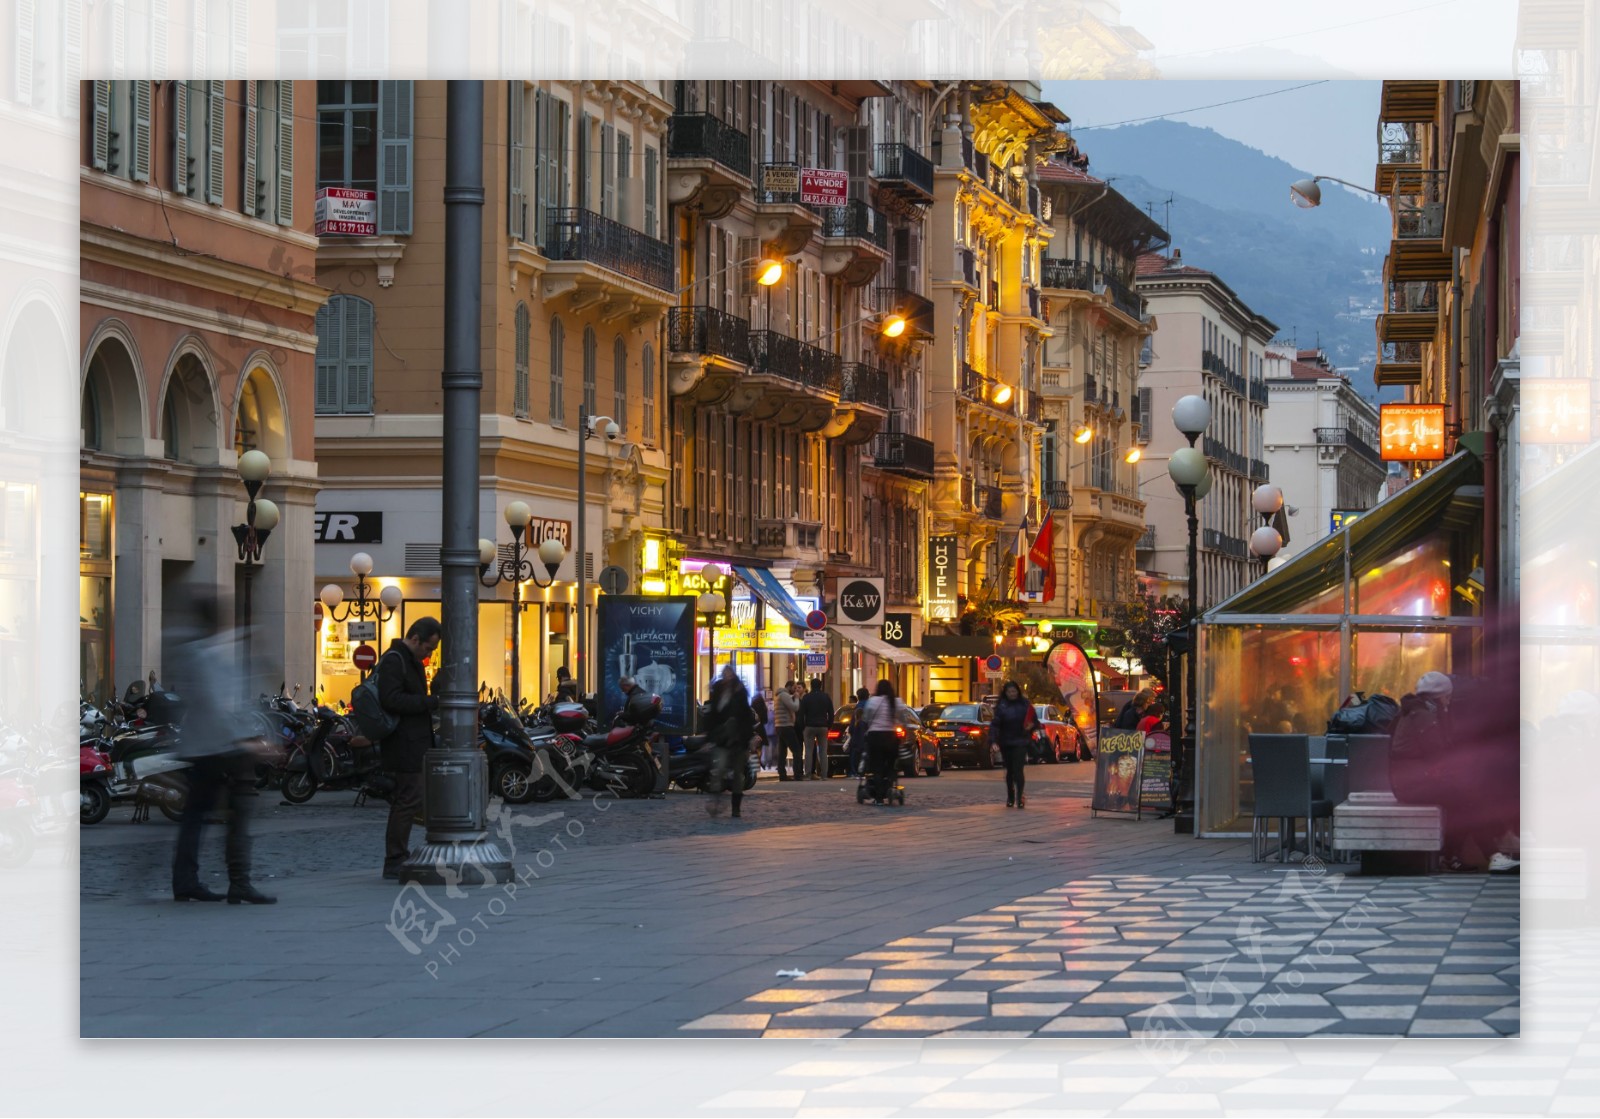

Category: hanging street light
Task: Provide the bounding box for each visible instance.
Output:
[479,500,569,708]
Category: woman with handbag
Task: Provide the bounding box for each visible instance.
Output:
[990,681,1037,808]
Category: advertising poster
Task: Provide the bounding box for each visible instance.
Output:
[597,596,695,728]
[1139,731,1173,814]
[1045,637,1099,757]
[1092,729,1146,817]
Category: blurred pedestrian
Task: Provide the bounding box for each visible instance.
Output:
[990,681,1037,809]
[858,680,910,804]
[378,617,441,880]
[704,665,754,818]
[774,679,802,780]
[750,688,770,768]
[846,687,871,777]
[166,592,274,904]
[799,678,834,779]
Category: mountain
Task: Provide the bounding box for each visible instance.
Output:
[1072,120,1394,399]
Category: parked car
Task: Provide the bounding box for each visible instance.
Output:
[1030,704,1082,764]
[924,702,999,769]
[825,704,940,778]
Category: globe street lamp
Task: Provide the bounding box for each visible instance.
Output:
[319,552,404,682]
[1169,393,1211,835]
[1289,175,1386,208]
[696,564,727,711]
[1250,483,1285,576]
[232,450,279,673]
[479,500,568,708]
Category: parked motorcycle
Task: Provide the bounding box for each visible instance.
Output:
[483,701,591,804]
[80,741,113,825]
[665,732,758,793]
[280,707,393,806]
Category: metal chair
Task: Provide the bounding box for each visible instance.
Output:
[1248,733,1333,862]
[1344,734,1395,799]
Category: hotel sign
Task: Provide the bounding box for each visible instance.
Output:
[1380,403,1447,462]
[927,534,958,622]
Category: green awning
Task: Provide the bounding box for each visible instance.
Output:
[1206,449,1482,618]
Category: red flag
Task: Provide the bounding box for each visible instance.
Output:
[1028,511,1054,569]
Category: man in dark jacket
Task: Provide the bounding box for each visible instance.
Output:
[798,678,835,779]
[378,617,441,879]
[1113,688,1154,730]
[704,665,756,818]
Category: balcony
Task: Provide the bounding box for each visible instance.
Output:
[1248,458,1270,483]
[828,361,892,445]
[972,481,1004,520]
[665,113,751,219]
[1388,169,1450,282]
[1044,480,1072,510]
[1096,491,1147,533]
[543,208,675,315]
[1375,120,1425,194]
[1377,279,1441,342]
[1375,340,1424,388]
[1101,272,1144,323]
[817,200,890,286]
[871,142,934,205]
[755,517,823,563]
[870,429,935,478]
[1248,380,1270,407]
[747,330,841,394]
[1314,426,1383,466]
[1025,285,1041,321]
[1202,529,1249,560]
[960,362,982,400]
[955,246,977,289]
[665,305,751,400]
[1136,526,1156,551]
[753,162,820,255]
[874,284,935,339]
[1041,258,1096,294]
[740,330,844,433]
[1201,435,1249,477]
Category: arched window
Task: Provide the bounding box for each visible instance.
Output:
[163,389,182,460]
[514,302,530,418]
[81,377,103,450]
[314,294,375,414]
[641,342,656,445]
[582,326,598,418]
[548,315,565,424]
[612,335,627,434]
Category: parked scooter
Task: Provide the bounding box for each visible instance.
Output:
[280,706,392,806]
[80,741,113,825]
[665,732,759,793]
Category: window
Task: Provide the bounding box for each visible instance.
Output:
[173,80,225,202]
[314,294,375,414]
[90,80,150,181]
[582,326,597,417]
[317,79,411,233]
[616,132,631,227]
[549,315,566,424]
[641,342,656,444]
[643,145,657,237]
[249,81,294,224]
[533,90,570,249]
[612,335,627,434]
[514,302,530,417]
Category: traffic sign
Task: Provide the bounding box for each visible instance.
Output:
[346,620,376,642]
[803,630,828,648]
[805,609,828,631]
[598,564,629,595]
[985,654,1003,672]
[352,643,378,672]
[805,653,828,669]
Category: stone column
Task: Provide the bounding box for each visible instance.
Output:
[112,461,169,688]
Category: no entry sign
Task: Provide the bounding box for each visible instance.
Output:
[352,643,378,672]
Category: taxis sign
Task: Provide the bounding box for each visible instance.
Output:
[1380,403,1446,461]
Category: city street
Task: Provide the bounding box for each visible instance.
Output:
[79,763,1518,1039]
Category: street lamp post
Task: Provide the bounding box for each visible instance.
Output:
[576,409,620,701]
[231,450,279,677]
[696,565,726,714]
[318,552,404,682]
[1250,484,1286,577]
[1169,394,1212,836]
[478,500,567,709]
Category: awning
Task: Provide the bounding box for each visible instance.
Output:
[829,625,938,665]
[919,634,999,659]
[731,565,810,629]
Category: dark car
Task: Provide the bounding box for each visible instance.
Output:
[825,704,940,778]
[925,702,1000,769]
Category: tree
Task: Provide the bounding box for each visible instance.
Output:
[1102,591,1191,690]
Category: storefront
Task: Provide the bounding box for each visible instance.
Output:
[1194,448,1486,835]
[78,486,114,704]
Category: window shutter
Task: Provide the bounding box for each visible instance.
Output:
[600,122,614,218]
[737,235,759,304]
[555,99,568,210]
[508,82,525,239]
[582,326,597,416]
[641,342,656,444]
[314,299,343,414]
[191,0,207,73]
[151,0,168,79]
[206,80,225,203]
[62,0,82,117]
[230,0,248,77]
[549,317,565,424]
[378,80,413,234]
[514,302,530,417]
[532,89,548,247]
[91,80,111,169]
[111,0,125,77]
[616,132,630,227]
[613,335,627,433]
[131,80,152,182]
[643,145,657,238]
[171,80,188,193]
[276,81,294,225]
[577,112,591,211]
[845,125,869,202]
[242,81,258,214]
[344,298,374,413]
[14,0,35,104]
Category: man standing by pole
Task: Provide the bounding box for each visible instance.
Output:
[401,81,511,886]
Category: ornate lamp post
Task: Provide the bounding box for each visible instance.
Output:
[1169,393,1212,835]
[478,499,567,707]
[576,410,620,700]
[1250,484,1286,577]
[318,552,403,682]
[232,450,279,672]
[696,563,727,710]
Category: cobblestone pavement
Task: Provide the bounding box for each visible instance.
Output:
[78,761,1519,1039]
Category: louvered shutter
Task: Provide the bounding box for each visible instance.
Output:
[737,235,759,305]
[91,80,111,169]
[62,0,82,117]
[616,132,630,227]
[378,80,413,234]
[845,125,868,203]
[151,0,168,78]
[555,99,569,210]
[314,299,343,414]
[276,82,294,225]
[577,112,591,211]
[242,81,258,214]
[514,302,530,417]
[230,0,247,77]
[14,0,34,104]
[191,0,207,73]
[600,123,614,218]
[171,80,188,193]
[131,80,152,182]
[508,81,525,239]
[643,145,657,238]
[532,89,548,247]
[111,0,125,77]
[206,80,225,203]
[344,298,374,413]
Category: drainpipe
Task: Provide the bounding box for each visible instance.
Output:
[1481,211,1502,629]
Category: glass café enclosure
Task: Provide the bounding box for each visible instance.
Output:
[1194,450,1485,835]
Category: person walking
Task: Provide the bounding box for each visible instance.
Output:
[703,664,755,818]
[991,681,1037,808]
[846,687,872,778]
[799,678,835,779]
[750,689,770,769]
[774,679,802,781]
[377,617,442,880]
[167,592,274,904]
[858,680,908,804]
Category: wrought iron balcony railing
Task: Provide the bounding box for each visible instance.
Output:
[875,285,935,334]
[817,199,889,248]
[1203,528,1249,559]
[975,482,1003,520]
[1386,280,1441,314]
[870,429,935,477]
[666,305,750,364]
[1391,169,1447,240]
[544,208,673,292]
[747,329,842,393]
[1249,380,1270,407]
[1042,258,1096,292]
[1249,458,1270,483]
[1379,121,1423,166]
[666,112,751,179]
[1101,272,1144,321]
[1044,480,1072,510]
[872,142,934,197]
[1382,341,1424,364]
[1202,435,1249,476]
[756,161,802,204]
[1136,526,1156,550]
[1315,426,1382,465]
[961,362,982,399]
[840,362,891,409]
